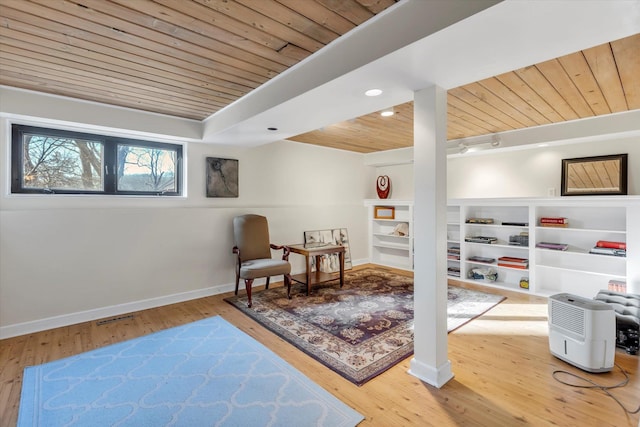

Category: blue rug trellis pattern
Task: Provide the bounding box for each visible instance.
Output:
[18,316,364,427]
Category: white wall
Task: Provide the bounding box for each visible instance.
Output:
[447,136,640,198]
[371,135,640,199]
[0,105,372,337]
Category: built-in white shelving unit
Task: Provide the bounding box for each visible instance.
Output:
[364,200,413,270]
[365,197,639,298]
[447,197,640,299]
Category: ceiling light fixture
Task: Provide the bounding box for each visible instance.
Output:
[491,134,501,147]
[365,89,383,97]
[380,107,394,117]
[267,127,278,131]
[458,142,468,154]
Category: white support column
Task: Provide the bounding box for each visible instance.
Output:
[408,85,453,388]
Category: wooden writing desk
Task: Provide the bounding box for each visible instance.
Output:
[286,243,345,295]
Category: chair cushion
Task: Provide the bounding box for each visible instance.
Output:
[240,258,291,280]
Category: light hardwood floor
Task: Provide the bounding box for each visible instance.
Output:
[1,265,638,426]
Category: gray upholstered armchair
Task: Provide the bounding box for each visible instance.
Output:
[232,214,292,307]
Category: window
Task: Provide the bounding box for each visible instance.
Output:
[11,124,183,196]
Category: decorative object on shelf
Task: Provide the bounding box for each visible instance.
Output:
[376,175,391,199]
[561,153,628,196]
[303,228,352,272]
[206,157,238,197]
[467,267,498,281]
[391,222,409,236]
[519,277,529,289]
[374,206,395,219]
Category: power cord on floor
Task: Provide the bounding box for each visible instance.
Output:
[552,363,640,415]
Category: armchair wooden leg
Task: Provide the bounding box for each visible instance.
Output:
[265,277,270,290]
[235,274,240,295]
[285,274,292,299]
[244,279,254,308]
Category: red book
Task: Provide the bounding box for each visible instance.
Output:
[596,240,626,250]
[498,263,528,269]
[540,217,568,224]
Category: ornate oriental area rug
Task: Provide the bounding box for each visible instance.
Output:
[225,268,505,385]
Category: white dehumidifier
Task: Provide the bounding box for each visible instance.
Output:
[548,293,616,373]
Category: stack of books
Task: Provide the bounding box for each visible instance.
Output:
[466,218,494,224]
[589,240,626,257]
[539,217,569,227]
[536,241,569,251]
[465,236,498,244]
[608,279,627,293]
[509,232,529,246]
[467,256,496,264]
[447,246,460,260]
[447,266,461,277]
[497,256,529,269]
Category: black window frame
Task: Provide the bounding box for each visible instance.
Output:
[11,124,183,196]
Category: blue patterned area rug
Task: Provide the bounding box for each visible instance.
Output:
[225,268,505,386]
[18,316,364,427]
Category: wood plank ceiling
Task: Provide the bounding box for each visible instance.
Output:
[0,1,638,153]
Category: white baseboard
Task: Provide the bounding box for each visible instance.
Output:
[408,358,454,388]
[0,282,236,339]
[0,259,372,340]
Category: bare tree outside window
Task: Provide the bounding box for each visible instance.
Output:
[117,145,177,193]
[22,134,104,191]
[12,124,182,196]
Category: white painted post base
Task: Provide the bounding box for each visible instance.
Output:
[408,357,454,388]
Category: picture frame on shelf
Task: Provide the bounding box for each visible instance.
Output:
[561,154,627,196]
[374,206,395,219]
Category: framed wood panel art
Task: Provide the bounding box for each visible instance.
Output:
[374,206,395,219]
[561,154,627,196]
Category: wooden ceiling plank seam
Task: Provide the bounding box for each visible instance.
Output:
[460,82,539,127]
[1,53,227,109]
[447,114,493,137]
[583,42,628,113]
[448,87,527,129]
[513,65,580,121]
[534,58,595,119]
[235,0,341,45]
[25,0,278,81]
[153,0,290,52]
[0,73,208,119]
[106,0,299,69]
[275,0,357,35]
[0,62,221,112]
[446,93,516,132]
[611,34,640,110]
[191,0,326,53]
[278,43,311,61]
[496,71,566,124]
[446,104,506,134]
[353,0,398,15]
[557,51,611,116]
[480,74,552,125]
[0,43,240,104]
[0,34,248,100]
[0,12,261,91]
[314,0,375,25]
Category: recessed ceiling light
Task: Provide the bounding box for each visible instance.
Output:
[365,89,383,97]
[380,109,394,117]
